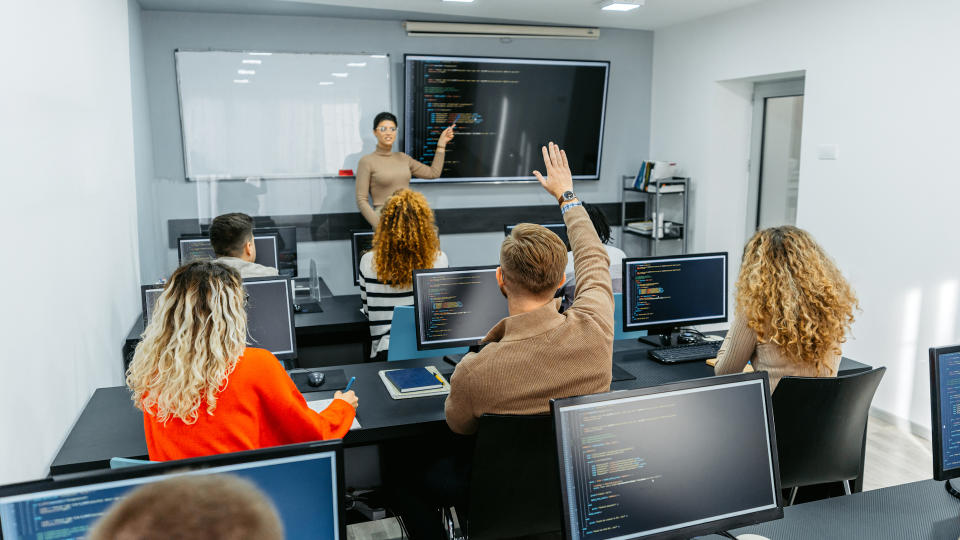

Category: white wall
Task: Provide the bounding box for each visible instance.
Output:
[650,0,960,432]
[0,1,141,483]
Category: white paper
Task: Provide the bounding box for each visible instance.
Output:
[307,399,361,430]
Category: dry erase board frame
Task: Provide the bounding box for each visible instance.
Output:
[174,49,391,182]
[403,54,610,184]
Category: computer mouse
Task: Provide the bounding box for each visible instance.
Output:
[307,372,325,387]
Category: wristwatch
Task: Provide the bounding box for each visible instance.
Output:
[557,190,577,204]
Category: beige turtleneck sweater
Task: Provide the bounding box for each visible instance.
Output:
[355,148,445,226]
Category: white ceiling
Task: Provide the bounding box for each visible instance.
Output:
[137,0,767,31]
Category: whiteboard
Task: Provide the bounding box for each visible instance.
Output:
[175,50,391,181]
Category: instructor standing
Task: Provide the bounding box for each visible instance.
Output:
[355,112,455,227]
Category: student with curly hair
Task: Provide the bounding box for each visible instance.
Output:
[127,260,358,461]
[715,226,859,391]
[359,189,448,359]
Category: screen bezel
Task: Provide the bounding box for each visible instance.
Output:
[177,232,281,269]
[0,441,345,540]
[621,252,729,334]
[403,54,609,183]
[929,344,960,481]
[350,230,375,286]
[242,276,298,361]
[412,264,504,351]
[140,284,165,325]
[550,372,783,540]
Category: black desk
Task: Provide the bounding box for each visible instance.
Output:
[50,342,870,476]
[706,479,958,539]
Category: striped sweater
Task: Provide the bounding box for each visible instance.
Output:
[359,250,449,357]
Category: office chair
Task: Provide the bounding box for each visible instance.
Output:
[613,292,646,341]
[387,305,469,361]
[109,457,157,469]
[772,367,886,505]
[448,414,562,540]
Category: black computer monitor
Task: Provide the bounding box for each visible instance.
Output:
[244,277,297,361]
[504,223,570,250]
[256,226,298,278]
[929,344,960,498]
[178,233,280,269]
[412,265,509,350]
[350,230,375,286]
[622,252,728,345]
[140,284,164,324]
[552,372,783,540]
[0,441,344,540]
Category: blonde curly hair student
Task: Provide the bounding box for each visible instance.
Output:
[128,260,357,461]
[714,226,859,390]
[359,188,448,359]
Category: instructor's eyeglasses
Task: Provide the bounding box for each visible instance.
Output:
[377,126,397,133]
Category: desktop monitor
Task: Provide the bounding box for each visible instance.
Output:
[257,226,298,278]
[622,252,728,342]
[0,441,344,540]
[350,230,375,286]
[178,232,280,269]
[928,344,960,497]
[552,372,783,540]
[412,265,509,350]
[504,223,570,250]
[244,277,297,360]
[140,284,165,324]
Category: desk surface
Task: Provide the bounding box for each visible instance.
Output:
[51,337,870,476]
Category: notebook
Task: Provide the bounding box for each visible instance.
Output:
[385,367,444,393]
[378,366,450,400]
[306,399,361,430]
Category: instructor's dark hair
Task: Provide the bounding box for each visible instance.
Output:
[583,203,611,245]
[209,212,254,257]
[373,112,398,130]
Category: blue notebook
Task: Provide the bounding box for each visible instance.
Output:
[385,367,444,393]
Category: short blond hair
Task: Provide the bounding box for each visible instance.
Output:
[88,474,283,540]
[500,223,567,296]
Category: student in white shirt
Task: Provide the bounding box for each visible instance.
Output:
[209,213,279,279]
[561,203,625,310]
[359,189,448,359]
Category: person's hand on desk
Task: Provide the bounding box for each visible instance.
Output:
[437,124,456,149]
[334,390,359,409]
[532,142,575,201]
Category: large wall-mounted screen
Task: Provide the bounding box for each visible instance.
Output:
[404,55,609,183]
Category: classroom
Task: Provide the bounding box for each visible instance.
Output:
[2,0,958,538]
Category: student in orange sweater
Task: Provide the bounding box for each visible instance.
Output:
[127,261,358,461]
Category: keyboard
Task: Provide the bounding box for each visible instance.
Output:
[648,341,722,364]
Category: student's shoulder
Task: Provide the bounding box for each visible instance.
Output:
[359,251,375,274]
[435,251,449,268]
[236,348,284,377]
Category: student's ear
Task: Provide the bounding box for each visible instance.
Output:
[244,239,255,258]
[496,267,504,288]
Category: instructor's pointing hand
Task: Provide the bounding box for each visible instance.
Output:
[438,124,456,148]
[532,141,573,200]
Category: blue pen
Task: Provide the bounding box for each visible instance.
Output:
[344,376,356,392]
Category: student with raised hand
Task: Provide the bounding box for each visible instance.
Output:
[359,188,448,360]
[560,202,626,310]
[127,260,357,461]
[355,112,455,227]
[444,142,614,435]
[89,475,283,540]
[714,226,859,391]
[209,212,278,278]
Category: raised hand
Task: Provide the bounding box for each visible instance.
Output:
[438,124,456,148]
[532,141,573,200]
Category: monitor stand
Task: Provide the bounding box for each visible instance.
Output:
[716,532,770,540]
[639,327,679,348]
[945,478,960,500]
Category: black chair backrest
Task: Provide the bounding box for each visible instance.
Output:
[468,414,562,540]
[772,367,886,489]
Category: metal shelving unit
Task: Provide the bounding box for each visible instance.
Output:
[620,176,689,256]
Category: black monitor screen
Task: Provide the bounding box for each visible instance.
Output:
[178,234,279,269]
[0,444,342,540]
[258,226,297,277]
[404,55,608,182]
[244,277,296,359]
[413,266,509,350]
[504,223,569,250]
[930,345,960,480]
[141,285,164,324]
[623,253,728,332]
[553,374,781,539]
[351,231,375,286]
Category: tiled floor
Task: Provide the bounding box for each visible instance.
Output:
[863,414,932,491]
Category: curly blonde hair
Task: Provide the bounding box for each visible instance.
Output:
[127,261,248,424]
[373,189,440,287]
[736,226,858,374]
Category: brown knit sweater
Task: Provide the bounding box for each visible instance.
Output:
[444,205,614,434]
[714,315,841,392]
[355,148,445,226]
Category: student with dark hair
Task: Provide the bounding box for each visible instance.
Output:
[560,203,626,309]
[209,212,278,278]
[355,112,456,227]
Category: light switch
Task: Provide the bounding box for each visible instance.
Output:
[817,144,839,160]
